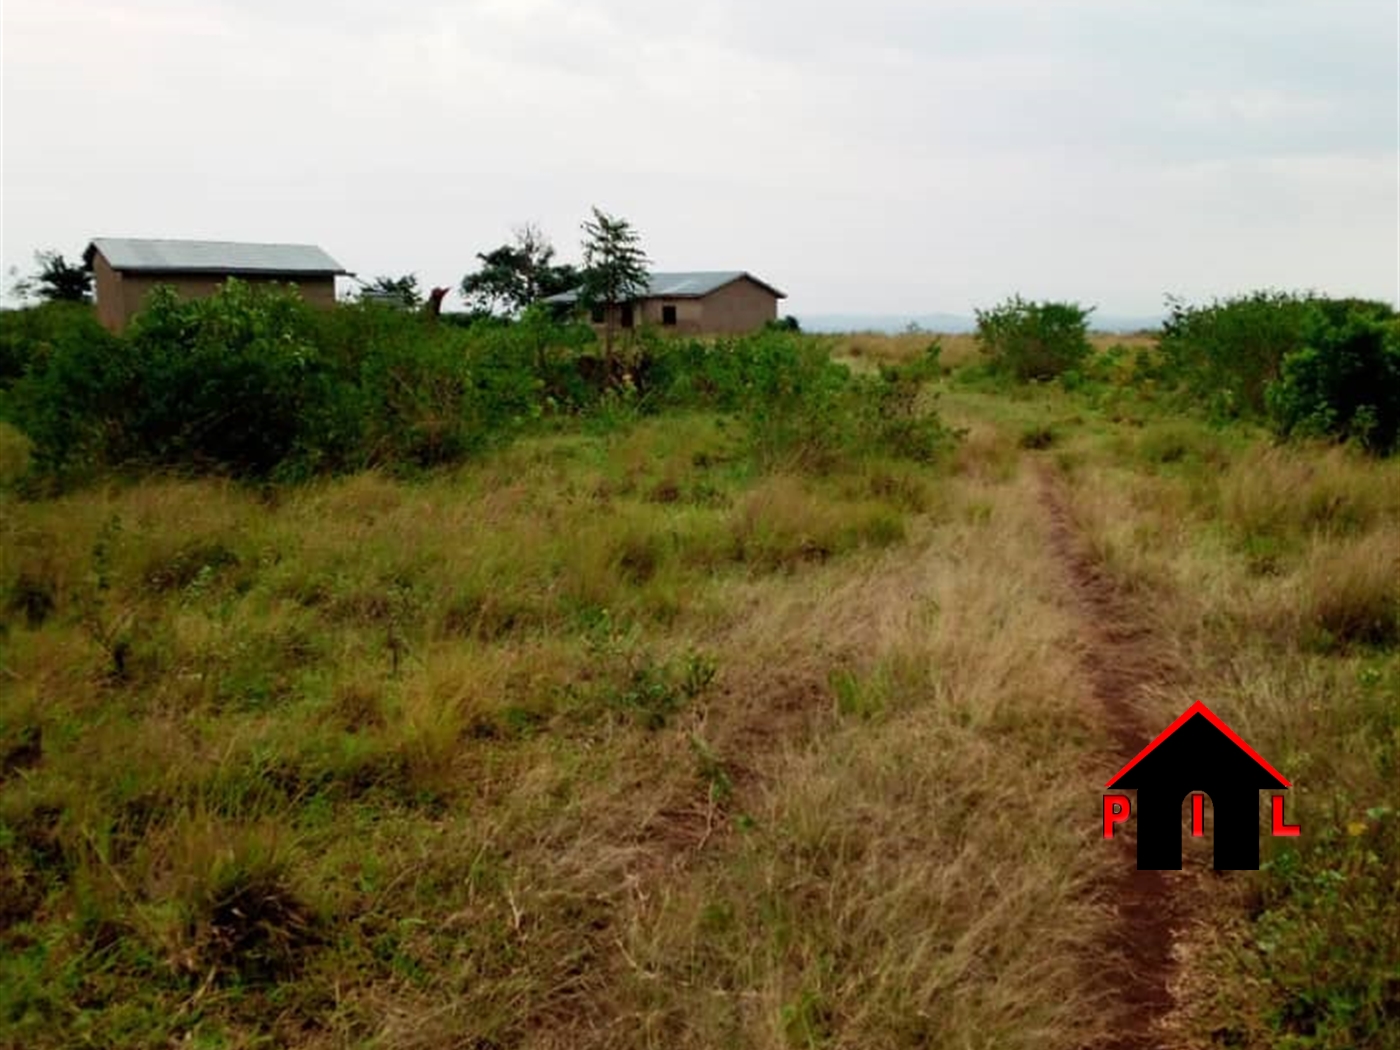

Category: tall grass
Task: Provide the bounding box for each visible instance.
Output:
[6,313,1397,1048]
[0,373,1127,1049]
[1054,414,1400,1048]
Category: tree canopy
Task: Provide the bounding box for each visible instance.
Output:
[461,224,577,318]
[578,207,650,357]
[578,208,649,311]
[9,250,94,304]
[358,274,423,308]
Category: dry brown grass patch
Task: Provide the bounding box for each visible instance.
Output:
[1295,528,1400,650]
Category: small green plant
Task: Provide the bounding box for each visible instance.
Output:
[830,669,886,720]
[974,295,1093,381]
[689,733,733,801]
[1246,808,1400,1048]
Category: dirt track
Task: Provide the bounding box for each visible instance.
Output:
[1040,469,1181,1050]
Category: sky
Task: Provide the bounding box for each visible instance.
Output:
[2,0,1397,319]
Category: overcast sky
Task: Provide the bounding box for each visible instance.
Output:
[2,0,1397,318]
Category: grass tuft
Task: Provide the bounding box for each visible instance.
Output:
[1297,530,1400,650]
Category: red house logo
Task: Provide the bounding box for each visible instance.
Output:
[1103,702,1299,870]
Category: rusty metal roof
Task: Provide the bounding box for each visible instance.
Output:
[85,237,347,276]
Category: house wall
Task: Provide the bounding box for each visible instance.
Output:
[92,254,125,332]
[693,277,781,334]
[586,277,781,337]
[637,297,705,334]
[92,254,337,332]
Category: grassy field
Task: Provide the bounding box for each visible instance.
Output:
[2,330,1397,1048]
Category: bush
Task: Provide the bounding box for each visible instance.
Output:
[641,331,954,469]
[1266,309,1400,455]
[6,286,590,481]
[1157,293,1400,453]
[4,305,132,475]
[123,282,338,475]
[1159,292,1381,420]
[6,282,348,478]
[974,295,1092,381]
[5,294,951,483]
[0,302,108,390]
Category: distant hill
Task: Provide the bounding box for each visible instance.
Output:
[798,313,977,334]
[797,312,1164,335]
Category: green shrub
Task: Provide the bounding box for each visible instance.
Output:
[6,282,346,477]
[6,297,950,483]
[865,347,954,463]
[1160,292,1321,418]
[641,331,847,459]
[4,305,132,475]
[642,331,953,469]
[1266,309,1400,455]
[974,295,1092,381]
[1247,808,1400,1048]
[0,302,108,390]
[7,287,593,480]
[125,282,340,475]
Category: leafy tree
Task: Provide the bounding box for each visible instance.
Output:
[578,207,650,364]
[8,251,94,304]
[461,223,578,318]
[358,274,423,308]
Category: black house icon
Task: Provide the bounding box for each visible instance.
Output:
[1106,702,1291,870]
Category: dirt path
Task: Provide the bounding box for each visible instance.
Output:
[1039,468,1182,1050]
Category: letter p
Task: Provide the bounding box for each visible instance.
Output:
[1103,795,1131,838]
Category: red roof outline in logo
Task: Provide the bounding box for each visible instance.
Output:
[1105,701,1291,789]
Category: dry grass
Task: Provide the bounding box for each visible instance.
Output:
[1293,528,1400,650]
[1054,416,1400,1048]
[829,331,1154,377]
[1220,444,1400,547]
[1,407,1126,1049]
[7,336,1397,1049]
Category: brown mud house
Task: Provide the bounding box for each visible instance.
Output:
[84,237,349,332]
[545,271,786,335]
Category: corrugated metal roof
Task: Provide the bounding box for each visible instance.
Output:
[85,237,347,276]
[544,271,786,304]
[648,271,745,296]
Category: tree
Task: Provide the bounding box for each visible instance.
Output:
[9,250,94,304]
[578,207,650,364]
[460,223,577,318]
[358,274,423,308]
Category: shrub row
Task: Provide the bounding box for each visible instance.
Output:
[1160,293,1399,454]
[0,284,583,479]
[0,282,954,483]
